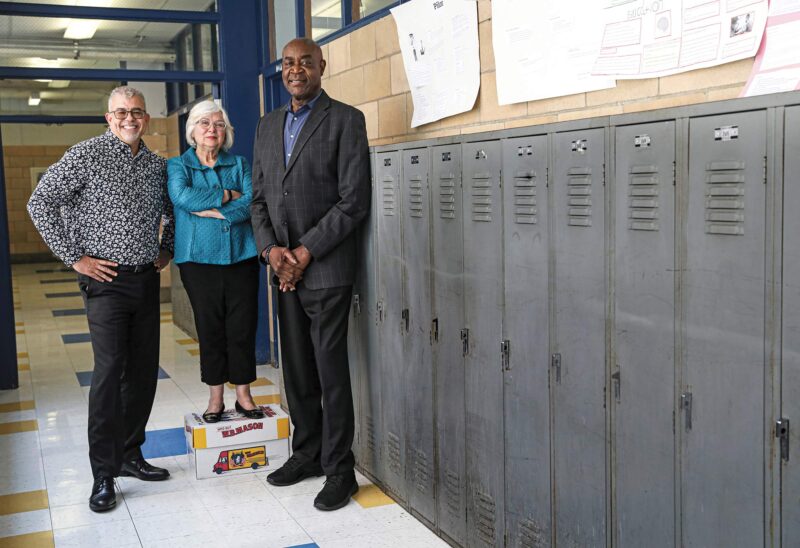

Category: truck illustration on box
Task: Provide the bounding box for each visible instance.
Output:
[212,446,267,474]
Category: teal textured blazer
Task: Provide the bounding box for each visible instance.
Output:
[167,148,258,265]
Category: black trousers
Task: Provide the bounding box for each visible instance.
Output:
[78,268,160,479]
[178,258,258,386]
[277,284,355,476]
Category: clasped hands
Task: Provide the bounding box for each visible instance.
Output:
[267,245,312,292]
[191,189,242,220]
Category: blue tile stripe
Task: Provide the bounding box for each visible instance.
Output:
[141,427,187,459]
[40,278,76,284]
[52,309,86,317]
[285,544,319,548]
[45,291,81,298]
[75,367,170,387]
[62,333,91,344]
[36,267,72,273]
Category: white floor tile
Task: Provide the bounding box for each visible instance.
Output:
[50,501,134,529]
[0,509,52,538]
[53,519,141,547]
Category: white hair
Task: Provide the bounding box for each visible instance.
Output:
[185,101,234,151]
[108,86,146,111]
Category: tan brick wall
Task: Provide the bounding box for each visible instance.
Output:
[321,0,753,146]
[4,118,178,262]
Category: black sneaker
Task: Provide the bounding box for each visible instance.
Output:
[313,471,358,511]
[266,455,323,486]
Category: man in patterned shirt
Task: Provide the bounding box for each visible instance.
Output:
[28,86,175,513]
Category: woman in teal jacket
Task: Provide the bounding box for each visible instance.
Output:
[167,100,264,422]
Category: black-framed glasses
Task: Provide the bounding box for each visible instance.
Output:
[198,118,227,130]
[109,108,146,120]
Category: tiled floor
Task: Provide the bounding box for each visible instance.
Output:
[2,263,448,548]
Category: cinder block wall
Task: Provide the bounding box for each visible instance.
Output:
[321,0,751,145]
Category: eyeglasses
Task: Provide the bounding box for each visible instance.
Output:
[109,108,146,120]
[198,118,227,131]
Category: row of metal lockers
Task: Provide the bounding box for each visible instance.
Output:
[343,94,800,547]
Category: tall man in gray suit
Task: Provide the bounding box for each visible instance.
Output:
[250,37,371,511]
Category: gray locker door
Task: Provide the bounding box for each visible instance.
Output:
[376,150,407,501]
[402,148,436,525]
[462,140,504,548]
[502,135,551,547]
[683,111,766,547]
[613,122,675,546]
[552,128,607,547]
[432,144,466,547]
[352,163,381,476]
[783,105,800,545]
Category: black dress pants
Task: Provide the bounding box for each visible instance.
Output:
[78,268,160,479]
[277,284,355,476]
[178,258,258,386]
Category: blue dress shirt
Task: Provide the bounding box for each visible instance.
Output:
[283,92,322,166]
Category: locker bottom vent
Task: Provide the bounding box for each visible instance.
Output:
[413,450,431,494]
[519,517,547,547]
[366,416,376,452]
[387,432,402,475]
[473,489,496,546]
[444,469,462,516]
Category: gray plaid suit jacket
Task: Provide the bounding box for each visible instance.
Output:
[250,90,371,290]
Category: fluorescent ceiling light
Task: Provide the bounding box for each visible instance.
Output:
[35,79,52,83]
[28,92,41,106]
[49,80,71,88]
[64,20,99,40]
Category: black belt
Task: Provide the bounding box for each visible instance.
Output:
[115,263,154,273]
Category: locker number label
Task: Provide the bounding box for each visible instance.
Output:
[442,152,451,162]
[571,139,587,153]
[411,155,419,165]
[634,134,651,148]
[714,126,739,141]
[384,158,392,166]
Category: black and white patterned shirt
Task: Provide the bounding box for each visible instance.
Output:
[28,130,175,266]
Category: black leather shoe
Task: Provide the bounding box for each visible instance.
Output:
[202,404,225,423]
[89,476,116,513]
[119,458,170,481]
[235,400,265,419]
[314,471,358,511]
[267,455,323,486]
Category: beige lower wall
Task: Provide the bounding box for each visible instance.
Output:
[319,0,753,147]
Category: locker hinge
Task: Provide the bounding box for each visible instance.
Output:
[551,353,561,384]
[376,300,384,323]
[401,308,409,334]
[460,328,470,357]
[611,369,621,402]
[501,340,510,370]
[672,161,676,186]
[763,155,767,185]
[681,392,693,431]
[602,163,606,186]
[545,167,549,188]
[430,318,439,344]
[777,418,790,461]
[352,294,361,317]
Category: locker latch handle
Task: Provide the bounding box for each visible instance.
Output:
[401,309,409,333]
[681,392,693,431]
[551,353,561,384]
[612,369,621,402]
[501,340,510,370]
[777,418,790,462]
[460,328,470,357]
[352,294,361,317]
[376,300,384,323]
[431,318,439,344]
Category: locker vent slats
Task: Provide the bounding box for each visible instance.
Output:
[439,173,456,219]
[471,175,493,223]
[444,469,462,516]
[387,431,402,475]
[519,517,547,547]
[567,167,592,227]
[408,175,424,219]
[629,164,659,231]
[514,170,538,225]
[381,176,396,216]
[474,489,496,545]
[413,450,431,494]
[705,161,746,235]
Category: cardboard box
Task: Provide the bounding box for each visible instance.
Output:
[184,404,291,479]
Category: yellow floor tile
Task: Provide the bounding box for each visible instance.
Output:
[17,364,30,372]
[0,401,35,413]
[0,420,38,435]
[0,531,54,548]
[160,319,172,324]
[176,338,197,345]
[14,322,23,327]
[16,353,28,359]
[352,484,396,508]
[0,490,48,515]
[187,348,200,356]
[160,311,172,316]
[15,330,24,335]
[227,377,273,389]
[253,394,281,405]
